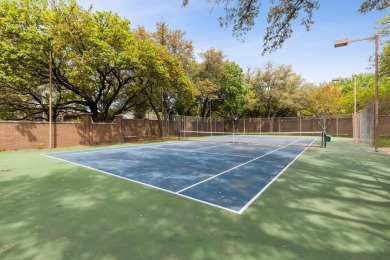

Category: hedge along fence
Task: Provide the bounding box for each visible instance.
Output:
[1,114,390,151]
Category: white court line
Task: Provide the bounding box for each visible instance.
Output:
[286,137,305,146]
[44,141,255,159]
[153,137,314,160]
[189,143,231,151]
[42,141,185,156]
[152,146,256,158]
[43,141,231,157]
[176,146,286,194]
[147,142,234,153]
[42,153,242,214]
[237,138,317,214]
[43,137,318,214]
[44,136,313,157]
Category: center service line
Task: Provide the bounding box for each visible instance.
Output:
[176,145,286,194]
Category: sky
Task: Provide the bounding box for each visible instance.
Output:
[76,0,388,84]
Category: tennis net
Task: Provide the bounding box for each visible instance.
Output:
[178,130,322,147]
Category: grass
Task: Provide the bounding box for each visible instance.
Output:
[379,136,390,147]
[0,138,389,259]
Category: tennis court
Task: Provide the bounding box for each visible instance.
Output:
[2,137,389,259]
[44,134,317,214]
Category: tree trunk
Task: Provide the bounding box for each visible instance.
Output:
[149,97,164,137]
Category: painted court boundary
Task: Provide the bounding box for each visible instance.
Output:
[176,146,286,194]
[43,138,315,214]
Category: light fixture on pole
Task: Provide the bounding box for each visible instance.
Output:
[334,35,379,152]
[332,77,357,141]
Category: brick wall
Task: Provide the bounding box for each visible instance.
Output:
[0,121,50,150]
[1,114,389,151]
[0,114,162,151]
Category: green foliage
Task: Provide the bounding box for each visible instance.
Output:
[192,48,225,117]
[380,41,390,77]
[376,14,390,36]
[379,136,390,147]
[215,61,248,118]
[153,22,194,68]
[333,73,390,113]
[0,110,14,120]
[35,143,44,149]
[376,14,390,77]
[304,83,345,117]
[183,0,388,54]
[0,0,50,120]
[358,0,390,14]
[264,0,320,55]
[0,0,194,123]
[303,83,345,132]
[47,2,144,122]
[146,22,197,119]
[1,0,389,125]
[244,62,308,119]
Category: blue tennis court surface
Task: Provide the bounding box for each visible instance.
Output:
[44,137,316,214]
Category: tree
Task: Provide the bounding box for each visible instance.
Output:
[153,22,195,69]
[0,0,54,120]
[47,1,147,122]
[0,0,194,124]
[245,62,307,131]
[0,0,142,122]
[134,38,195,136]
[381,42,390,77]
[184,48,248,119]
[333,73,390,113]
[133,23,196,136]
[182,0,389,54]
[151,22,196,118]
[304,83,345,132]
[193,48,225,117]
[215,61,248,119]
[376,14,390,76]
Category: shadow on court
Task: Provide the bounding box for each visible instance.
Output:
[0,139,389,259]
[45,142,309,213]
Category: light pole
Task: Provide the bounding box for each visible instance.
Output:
[209,99,212,134]
[332,76,357,141]
[48,44,53,149]
[334,35,379,152]
[161,88,164,139]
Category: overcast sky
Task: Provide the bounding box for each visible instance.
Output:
[77,0,387,84]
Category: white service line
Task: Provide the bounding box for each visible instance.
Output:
[189,142,233,151]
[150,142,230,152]
[287,137,305,146]
[43,137,317,214]
[42,141,184,156]
[237,148,305,214]
[176,146,286,194]
[238,138,317,214]
[43,153,242,214]
[152,146,256,158]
